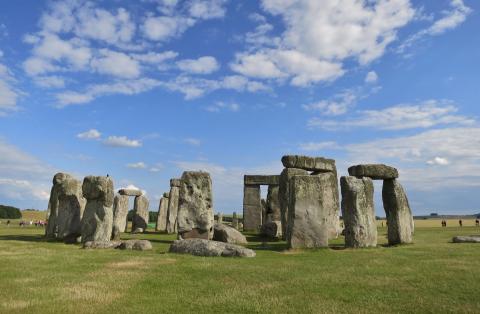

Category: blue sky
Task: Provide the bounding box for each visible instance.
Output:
[0,0,479,215]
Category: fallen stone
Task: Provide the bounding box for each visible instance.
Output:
[452,236,480,243]
[81,176,114,243]
[177,171,214,240]
[169,239,255,257]
[213,223,247,244]
[155,194,169,232]
[382,179,414,245]
[83,241,121,249]
[113,194,129,233]
[348,164,399,180]
[118,240,153,251]
[132,195,149,232]
[260,221,282,239]
[340,176,377,248]
[281,155,336,172]
[244,175,280,186]
[118,188,142,196]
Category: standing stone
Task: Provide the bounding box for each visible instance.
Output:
[243,185,262,231]
[81,176,114,243]
[46,173,72,238]
[261,199,267,224]
[279,168,309,240]
[382,179,414,245]
[232,212,239,230]
[311,170,341,239]
[217,212,223,224]
[132,195,149,232]
[156,192,169,232]
[177,171,214,240]
[340,176,377,248]
[166,179,181,234]
[113,194,129,233]
[287,174,338,249]
[266,185,281,222]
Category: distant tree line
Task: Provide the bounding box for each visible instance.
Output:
[0,205,22,219]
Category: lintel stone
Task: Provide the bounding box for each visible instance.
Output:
[244,175,280,186]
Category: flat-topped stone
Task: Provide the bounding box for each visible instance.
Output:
[118,188,142,196]
[348,164,398,180]
[244,175,280,186]
[169,239,255,257]
[452,236,480,243]
[170,178,182,187]
[281,155,336,172]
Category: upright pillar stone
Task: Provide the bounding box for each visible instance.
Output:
[56,177,86,242]
[113,194,129,233]
[46,173,72,238]
[382,179,414,245]
[279,168,309,240]
[217,212,223,224]
[287,174,338,249]
[266,185,281,222]
[243,184,262,231]
[166,178,181,234]
[340,176,377,248]
[156,192,169,232]
[177,171,214,240]
[132,195,149,232]
[232,212,239,230]
[81,176,114,243]
[311,170,341,239]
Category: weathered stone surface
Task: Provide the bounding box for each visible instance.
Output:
[340,176,377,248]
[217,212,223,224]
[118,240,153,251]
[111,225,121,241]
[348,164,399,180]
[260,221,282,239]
[155,195,169,232]
[382,179,414,245]
[132,228,144,234]
[113,194,129,233]
[170,178,182,187]
[287,173,339,249]
[118,188,142,196]
[281,155,336,172]
[177,171,214,240]
[81,176,114,243]
[132,195,149,232]
[163,192,170,198]
[279,168,309,240]
[213,223,247,244]
[169,239,255,257]
[266,185,281,222]
[243,185,262,231]
[166,179,180,234]
[232,212,239,230]
[452,236,480,243]
[261,199,267,224]
[244,175,280,186]
[83,241,121,249]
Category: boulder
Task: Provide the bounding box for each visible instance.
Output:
[132,228,144,234]
[348,164,398,180]
[118,188,142,196]
[169,239,255,257]
[279,168,309,240]
[452,236,480,243]
[166,179,181,234]
[260,221,282,239]
[155,194,169,232]
[243,185,262,231]
[118,240,153,250]
[287,173,339,249]
[340,176,377,248]
[113,194,129,233]
[81,176,114,243]
[83,241,121,249]
[177,171,214,240]
[213,223,247,244]
[281,155,336,172]
[132,195,149,232]
[382,179,414,245]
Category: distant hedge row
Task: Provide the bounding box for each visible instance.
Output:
[0,205,22,219]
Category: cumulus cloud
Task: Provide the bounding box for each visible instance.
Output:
[126,162,147,169]
[103,136,142,147]
[177,56,219,74]
[33,75,66,88]
[427,157,449,166]
[0,63,20,116]
[205,101,239,113]
[91,49,141,78]
[77,129,101,140]
[143,16,195,41]
[303,90,357,116]
[365,71,378,84]
[187,0,227,19]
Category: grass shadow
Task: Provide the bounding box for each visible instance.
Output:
[0,234,46,243]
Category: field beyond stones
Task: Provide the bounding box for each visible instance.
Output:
[1,221,479,314]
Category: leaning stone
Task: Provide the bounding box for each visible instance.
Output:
[348,164,399,180]
[83,241,121,249]
[260,221,282,239]
[169,239,255,257]
[340,176,377,248]
[177,171,214,240]
[81,176,114,243]
[113,194,129,233]
[382,179,414,245]
[118,240,153,251]
[452,236,480,243]
[166,179,181,234]
[213,223,247,244]
[156,194,169,232]
[118,188,143,196]
[287,174,339,249]
[132,195,149,232]
[281,155,336,172]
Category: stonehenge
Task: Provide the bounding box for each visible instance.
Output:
[169,239,255,257]
[113,194,129,233]
[166,178,181,234]
[177,171,214,240]
[382,179,414,245]
[155,192,169,232]
[348,164,399,180]
[243,175,280,231]
[132,195,149,233]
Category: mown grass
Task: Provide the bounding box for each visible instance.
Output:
[0,222,479,313]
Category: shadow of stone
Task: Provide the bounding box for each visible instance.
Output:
[0,234,46,243]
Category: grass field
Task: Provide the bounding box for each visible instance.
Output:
[1,221,479,314]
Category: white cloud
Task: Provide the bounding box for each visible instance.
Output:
[427,157,449,166]
[132,51,178,65]
[299,141,339,152]
[34,76,65,88]
[205,101,239,113]
[91,49,141,78]
[103,136,142,147]
[187,0,227,19]
[126,162,147,169]
[308,100,475,130]
[149,162,164,173]
[77,129,101,140]
[365,71,378,84]
[143,16,195,41]
[0,63,20,116]
[303,90,357,116]
[184,138,201,146]
[177,56,219,74]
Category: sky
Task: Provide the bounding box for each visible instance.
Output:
[0,0,479,215]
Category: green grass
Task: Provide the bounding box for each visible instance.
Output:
[1,222,479,313]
